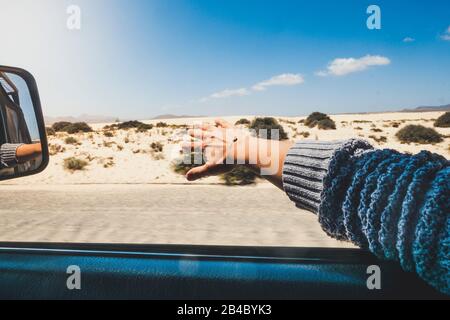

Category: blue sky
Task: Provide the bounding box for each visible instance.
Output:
[1,0,449,118]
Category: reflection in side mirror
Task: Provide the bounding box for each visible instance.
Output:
[0,66,48,181]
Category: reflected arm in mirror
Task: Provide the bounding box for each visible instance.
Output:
[0,142,42,168]
[16,143,42,164]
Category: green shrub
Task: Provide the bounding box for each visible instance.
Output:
[64,157,88,171]
[221,166,257,186]
[151,142,164,153]
[52,121,72,132]
[64,136,79,145]
[249,117,288,140]
[156,122,168,128]
[305,112,336,130]
[235,118,251,126]
[396,125,443,144]
[46,127,55,136]
[53,122,93,134]
[317,118,336,130]
[171,153,204,175]
[108,121,153,131]
[304,112,329,128]
[369,135,388,144]
[65,122,93,134]
[434,112,450,128]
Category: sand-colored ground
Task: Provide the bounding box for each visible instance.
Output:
[0,111,448,246]
[0,184,354,247]
[3,111,449,185]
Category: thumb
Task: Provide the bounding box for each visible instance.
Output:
[215,119,231,128]
[186,164,211,181]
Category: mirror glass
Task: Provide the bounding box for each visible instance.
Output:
[0,71,43,178]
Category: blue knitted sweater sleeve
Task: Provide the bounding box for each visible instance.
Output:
[282,139,449,295]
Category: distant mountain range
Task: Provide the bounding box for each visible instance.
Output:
[151,114,206,120]
[45,113,205,124]
[400,104,450,112]
[45,114,119,125]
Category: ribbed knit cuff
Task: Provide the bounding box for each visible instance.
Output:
[0,143,23,168]
[282,140,373,214]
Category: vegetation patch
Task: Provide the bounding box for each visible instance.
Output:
[48,144,66,156]
[235,118,251,126]
[64,136,79,145]
[305,112,336,130]
[317,118,336,130]
[46,127,55,136]
[64,157,88,171]
[156,122,169,128]
[434,112,450,128]
[52,122,93,134]
[396,125,443,144]
[369,135,388,144]
[151,142,164,153]
[171,153,204,175]
[105,121,153,132]
[221,166,258,186]
[249,117,288,140]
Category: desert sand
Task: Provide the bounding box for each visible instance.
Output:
[0,111,448,246]
[3,111,449,185]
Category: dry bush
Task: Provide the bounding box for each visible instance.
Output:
[317,118,336,130]
[104,131,115,137]
[151,142,164,153]
[156,122,168,128]
[396,125,443,144]
[249,117,288,140]
[46,127,55,136]
[64,136,79,145]
[235,118,251,126]
[369,135,388,144]
[102,158,115,168]
[434,112,450,128]
[48,144,66,156]
[103,141,116,148]
[53,122,93,134]
[64,157,88,171]
[221,166,258,186]
[305,112,336,130]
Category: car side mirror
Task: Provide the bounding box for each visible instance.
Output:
[0,66,48,181]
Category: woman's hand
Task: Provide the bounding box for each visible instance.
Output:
[183,119,252,181]
[183,119,294,190]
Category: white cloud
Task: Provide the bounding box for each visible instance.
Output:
[200,88,250,102]
[403,37,415,43]
[440,26,450,41]
[252,73,304,91]
[316,55,391,76]
[200,73,304,102]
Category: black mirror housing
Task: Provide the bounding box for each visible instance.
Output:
[0,65,49,181]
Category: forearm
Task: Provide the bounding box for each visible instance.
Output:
[281,139,449,294]
[15,143,42,163]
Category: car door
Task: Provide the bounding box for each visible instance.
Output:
[0,242,445,300]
